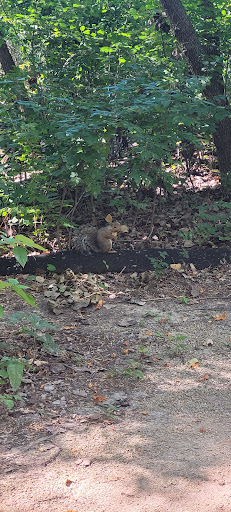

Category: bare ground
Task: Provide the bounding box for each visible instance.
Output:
[0,262,231,512]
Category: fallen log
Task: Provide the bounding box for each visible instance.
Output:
[0,248,230,276]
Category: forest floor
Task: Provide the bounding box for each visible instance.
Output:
[0,175,231,512]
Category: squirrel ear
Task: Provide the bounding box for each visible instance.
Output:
[105,214,113,223]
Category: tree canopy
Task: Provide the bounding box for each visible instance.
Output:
[0,0,230,231]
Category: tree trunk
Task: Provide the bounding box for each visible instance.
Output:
[159,0,231,189]
[0,31,15,73]
[159,0,203,74]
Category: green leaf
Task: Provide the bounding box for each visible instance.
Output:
[0,281,11,290]
[0,305,4,318]
[0,395,14,409]
[7,360,25,390]
[186,358,199,366]
[133,369,145,379]
[11,286,37,306]
[7,278,19,285]
[14,235,45,251]
[47,264,56,271]
[12,246,28,267]
[0,369,8,378]
[8,312,26,324]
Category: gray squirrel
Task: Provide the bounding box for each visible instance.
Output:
[72,221,121,254]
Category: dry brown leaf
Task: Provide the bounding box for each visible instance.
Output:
[111,353,116,358]
[93,395,106,403]
[123,349,129,355]
[170,263,182,271]
[200,289,204,294]
[200,429,206,433]
[65,479,73,487]
[153,357,159,362]
[105,214,113,223]
[212,312,226,321]
[164,362,168,367]
[198,374,209,382]
[123,342,129,346]
[95,299,105,310]
[145,331,153,335]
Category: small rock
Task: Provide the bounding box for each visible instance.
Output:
[72,390,88,397]
[118,318,137,327]
[44,384,55,392]
[106,392,129,407]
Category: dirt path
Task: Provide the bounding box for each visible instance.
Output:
[1,266,231,511]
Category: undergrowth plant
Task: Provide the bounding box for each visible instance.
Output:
[0,357,29,409]
[109,360,144,380]
[150,251,168,278]
[0,234,57,409]
[7,312,59,354]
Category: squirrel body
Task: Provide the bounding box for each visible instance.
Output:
[72,221,121,254]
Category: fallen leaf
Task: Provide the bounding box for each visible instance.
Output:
[36,275,45,283]
[189,263,197,272]
[198,374,209,382]
[200,289,204,294]
[212,312,226,321]
[111,353,116,358]
[123,342,129,346]
[170,263,182,271]
[65,479,73,487]
[93,395,106,403]
[191,362,199,368]
[123,349,129,355]
[200,429,206,433]
[145,332,153,335]
[186,358,199,367]
[164,362,168,367]
[153,357,159,362]
[141,411,150,415]
[105,214,113,223]
[95,299,105,310]
[120,224,129,233]
[160,318,167,323]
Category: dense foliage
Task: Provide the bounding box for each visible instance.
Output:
[0,0,230,233]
